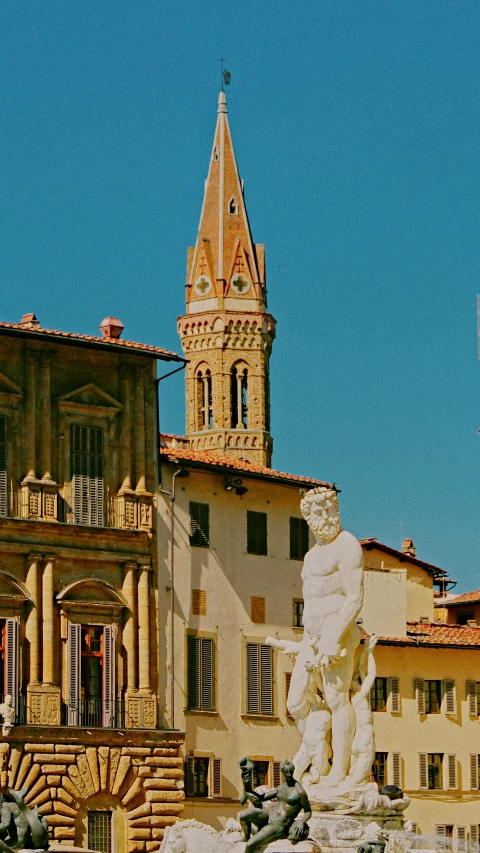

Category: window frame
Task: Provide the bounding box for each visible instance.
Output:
[189,501,210,548]
[370,677,388,712]
[292,599,304,628]
[372,752,388,787]
[428,753,443,790]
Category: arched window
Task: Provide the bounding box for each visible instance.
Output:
[196,367,213,430]
[231,364,248,428]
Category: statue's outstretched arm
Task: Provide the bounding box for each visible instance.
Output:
[265,637,302,656]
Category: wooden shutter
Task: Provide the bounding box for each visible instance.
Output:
[470,754,479,790]
[391,752,402,788]
[389,677,401,714]
[192,589,207,616]
[273,761,281,787]
[185,757,195,796]
[189,502,209,547]
[285,672,292,717]
[103,625,116,728]
[201,638,213,710]
[436,826,446,838]
[247,643,259,713]
[446,754,457,789]
[457,827,466,847]
[470,826,479,848]
[419,753,428,790]
[247,511,267,555]
[415,678,425,714]
[443,680,456,715]
[410,825,418,835]
[5,619,19,711]
[251,596,266,624]
[187,636,201,710]
[67,622,81,725]
[211,758,222,796]
[0,416,7,518]
[260,644,273,714]
[467,680,478,716]
[290,517,308,560]
[71,425,104,526]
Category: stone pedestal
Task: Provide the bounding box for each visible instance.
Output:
[27,684,61,725]
[125,691,157,729]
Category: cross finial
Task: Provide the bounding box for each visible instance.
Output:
[219,57,231,91]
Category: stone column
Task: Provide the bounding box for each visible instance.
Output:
[42,555,56,684]
[38,355,52,481]
[134,369,146,492]
[138,565,151,692]
[122,562,137,691]
[25,554,41,684]
[24,354,36,479]
[119,369,132,492]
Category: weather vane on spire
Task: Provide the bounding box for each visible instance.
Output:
[219,57,231,91]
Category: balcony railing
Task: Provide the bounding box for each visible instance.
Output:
[0,695,26,725]
[62,699,125,728]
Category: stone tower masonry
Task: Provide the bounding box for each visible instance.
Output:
[177,91,276,467]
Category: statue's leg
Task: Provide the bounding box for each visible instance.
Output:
[292,741,313,780]
[322,625,358,786]
[245,822,284,852]
[239,808,267,841]
[286,639,316,723]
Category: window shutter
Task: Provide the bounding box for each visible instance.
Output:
[71,425,104,526]
[67,622,81,725]
[290,517,309,560]
[415,678,425,714]
[419,753,428,790]
[443,680,456,715]
[285,672,292,717]
[246,643,259,713]
[391,752,402,788]
[201,638,213,710]
[192,589,207,616]
[0,416,7,518]
[436,826,446,838]
[251,596,266,624]
[446,754,457,789]
[410,825,418,835]
[470,826,479,847]
[470,754,479,790]
[260,644,273,715]
[273,761,281,787]
[247,511,267,555]
[457,827,466,847]
[5,619,19,711]
[211,758,222,797]
[185,757,195,797]
[389,677,401,714]
[189,502,209,547]
[103,625,116,728]
[467,680,478,716]
[187,636,201,710]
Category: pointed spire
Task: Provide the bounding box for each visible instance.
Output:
[186,92,265,313]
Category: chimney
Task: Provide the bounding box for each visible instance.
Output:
[20,313,40,330]
[402,538,416,558]
[419,616,430,624]
[467,620,478,628]
[99,317,124,340]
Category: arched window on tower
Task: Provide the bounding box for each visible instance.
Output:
[196,366,213,430]
[231,364,248,428]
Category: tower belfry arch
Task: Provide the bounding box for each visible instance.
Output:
[177,91,276,466]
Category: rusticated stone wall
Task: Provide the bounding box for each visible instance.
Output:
[0,730,184,853]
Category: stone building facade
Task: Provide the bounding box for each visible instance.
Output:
[0,315,186,852]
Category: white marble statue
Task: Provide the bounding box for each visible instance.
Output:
[0,695,15,736]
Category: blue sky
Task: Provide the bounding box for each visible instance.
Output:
[1,1,479,590]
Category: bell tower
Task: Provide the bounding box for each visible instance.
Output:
[178,91,276,467]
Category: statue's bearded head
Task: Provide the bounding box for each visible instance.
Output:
[300,487,340,543]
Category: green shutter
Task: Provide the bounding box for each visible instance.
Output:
[190,502,209,547]
[0,416,7,518]
[187,636,201,709]
[247,643,260,713]
[71,425,104,526]
[187,636,213,710]
[247,511,267,555]
[246,642,273,715]
[290,517,308,560]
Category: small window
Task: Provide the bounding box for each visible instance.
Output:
[290,517,309,560]
[246,643,273,715]
[185,756,209,797]
[192,589,207,616]
[428,753,443,789]
[190,502,209,547]
[229,197,238,214]
[247,511,267,555]
[425,680,442,714]
[251,596,266,624]
[213,147,219,162]
[372,752,387,787]
[251,760,269,788]
[292,599,304,628]
[88,811,112,853]
[370,677,388,712]
[187,636,214,711]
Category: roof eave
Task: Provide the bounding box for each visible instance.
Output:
[0,327,185,363]
[161,453,329,489]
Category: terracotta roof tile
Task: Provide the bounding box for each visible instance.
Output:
[0,320,183,361]
[444,589,480,606]
[160,446,330,488]
[405,621,480,646]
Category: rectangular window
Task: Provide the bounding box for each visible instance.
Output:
[372,752,387,787]
[192,589,207,616]
[187,636,214,711]
[251,596,266,624]
[252,760,269,788]
[290,517,309,560]
[88,811,112,853]
[0,415,7,518]
[428,753,443,790]
[370,677,388,712]
[247,511,267,555]
[425,680,442,714]
[470,754,480,790]
[246,643,273,715]
[292,599,304,628]
[71,425,104,526]
[189,502,209,547]
[435,826,453,851]
[68,623,116,727]
[185,756,209,797]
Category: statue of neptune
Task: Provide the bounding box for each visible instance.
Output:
[267,486,365,794]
